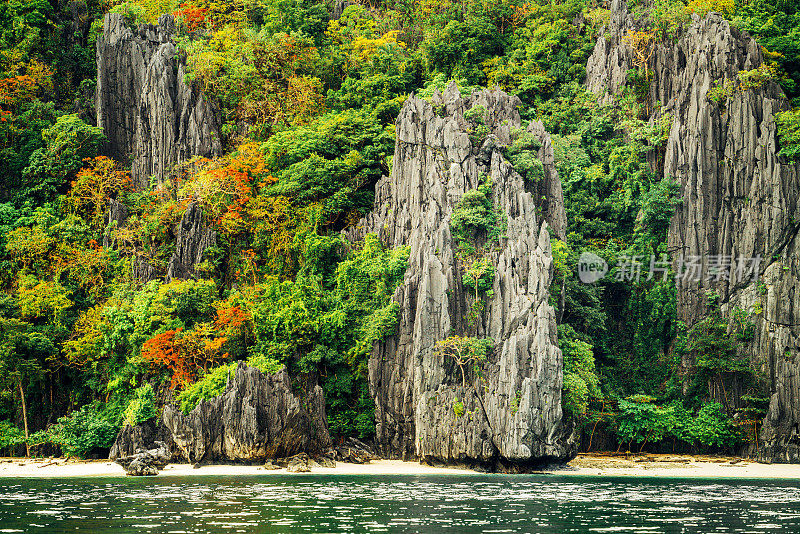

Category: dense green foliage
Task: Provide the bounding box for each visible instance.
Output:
[124,384,158,426]
[777,108,800,159]
[0,0,795,457]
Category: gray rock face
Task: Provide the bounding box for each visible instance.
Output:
[109,418,177,461]
[585,0,635,105]
[587,1,800,462]
[166,201,217,281]
[110,363,331,464]
[102,198,129,249]
[161,363,331,463]
[350,83,575,469]
[115,441,170,476]
[96,13,222,189]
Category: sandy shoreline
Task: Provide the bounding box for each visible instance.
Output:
[2,454,800,479]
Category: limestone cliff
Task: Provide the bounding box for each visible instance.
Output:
[350,84,575,469]
[587,0,800,462]
[96,13,222,189]
[166,201,217,281]
[111,363,331,463]
[96,13,220,281]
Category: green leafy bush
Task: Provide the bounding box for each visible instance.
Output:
[452,397,465,418]
[177,363,236,414]
[0,420,26,451]
[777,109,800,160]
[463,104,486,124]
[21,114,105,204]
[559,325,601,419]
[123,384,158,426]
[615,395,676,450]
[688,402,740,449]
[51,405,119,458]
[247,354,284,375]
[462,258,495,295]
[506,129,544,184]
[450,184,504,254]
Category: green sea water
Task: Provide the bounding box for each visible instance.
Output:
[1,474,799,533]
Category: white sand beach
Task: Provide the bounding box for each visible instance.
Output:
[2,454,800,478]
[0,458,476,478]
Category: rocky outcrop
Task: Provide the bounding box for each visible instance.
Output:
[525,120,568,240]
[166,201,217,281]
[162,363,330,463]
[332,437,379,464]
[96,13,222,189]
[585,0,635,106]
[109,417,177,461]
[350,84,575,469]
[110,363,331,464]
[115,441,170,476]
[587,1,800,462]
[102,198,128,249]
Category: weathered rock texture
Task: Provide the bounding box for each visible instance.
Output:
[102,198,128,249]
[350,84,575,469]
[111,363,331,463]
[587,0,800,462]
[109,417,177,461]
[166,201,217,281]
[115,441,170,476]
[96,13,222,189]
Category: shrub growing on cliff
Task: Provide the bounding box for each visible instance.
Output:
[506,129,544,185]
[435,336,494,388]
[176,363,235,414]
[124,383,158,426]
[21,114,105,204]
[777,109,800,160]
[450,183,504,256]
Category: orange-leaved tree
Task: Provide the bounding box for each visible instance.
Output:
[179,143,272,237]
[67,156,133,232]
[141,325,229,389]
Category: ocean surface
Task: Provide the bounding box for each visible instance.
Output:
[1,474,799,533]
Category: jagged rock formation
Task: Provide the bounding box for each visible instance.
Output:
[332,437,380,464]
[109,418,177,460]
[585,0,635,106]
[96,13,222,189]
[111,363,331,463]
[115,441,170,476]
[102,198,128,249]
[350,84,574,469]
[587,0,800,462]
[166,201,217,281]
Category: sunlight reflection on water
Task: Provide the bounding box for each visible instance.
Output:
[1,475,800,533]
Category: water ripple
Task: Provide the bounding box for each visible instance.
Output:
[0,475,799,533]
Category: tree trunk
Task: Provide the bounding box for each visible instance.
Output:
[18,379,29,458]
